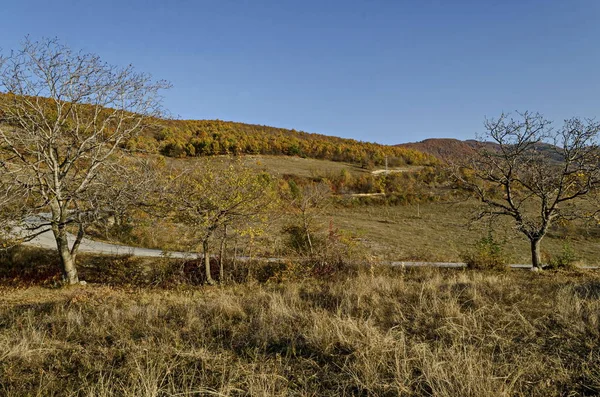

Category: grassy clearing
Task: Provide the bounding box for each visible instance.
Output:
[331,200,600,265]
[168,154,374,178]
[168,154,424,178]
[240,155,368,177]
[86,197,600,267]
[1,268,599,396]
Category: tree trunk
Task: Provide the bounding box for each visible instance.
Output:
[219,224,227,284]
[233,242,238,273]
[303,216,313,256]
[530,238,543,270]
[70,223,85,265]
[53,225,79,284]
[306,229,313,255]
[203,239,216,285]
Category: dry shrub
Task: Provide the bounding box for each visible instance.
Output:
[0,245,61,286]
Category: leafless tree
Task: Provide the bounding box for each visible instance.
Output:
[0,37,170,284]
[455,111,600,269]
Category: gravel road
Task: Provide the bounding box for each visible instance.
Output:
[18,224,598,269]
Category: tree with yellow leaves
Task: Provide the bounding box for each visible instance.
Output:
[164,158,275,284]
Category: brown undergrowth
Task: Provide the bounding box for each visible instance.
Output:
[1,267,599,396]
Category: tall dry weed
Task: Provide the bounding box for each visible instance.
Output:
[0,269,599,395]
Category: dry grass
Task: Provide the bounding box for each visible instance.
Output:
[169,154,373,178]
[169,154,424,179]
[1,268,599,396]
[332,200,600,265]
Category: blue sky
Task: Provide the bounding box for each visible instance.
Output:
[2,0,600,144]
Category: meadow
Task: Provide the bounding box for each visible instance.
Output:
[1,267,599,396]
[331,200,600,265]
[2,155,599,397]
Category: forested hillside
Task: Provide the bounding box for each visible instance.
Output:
[0,92,436,167]
[127,119,437,166]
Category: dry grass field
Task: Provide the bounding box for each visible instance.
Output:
[195,155,600,267]
[167,155,372,178]
[1,268,599,396]
[331,200,600,266]
[168,154,422,178]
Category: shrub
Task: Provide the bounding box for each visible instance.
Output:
[544,241,579,270]
[461,233,508,270]
[279,220,367,280]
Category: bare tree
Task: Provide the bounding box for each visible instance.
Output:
[455,112,600,269]
[0,169,31,245]
[0,37,170,284]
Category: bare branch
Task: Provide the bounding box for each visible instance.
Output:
[452,111,600,268]
[0,37,170,284]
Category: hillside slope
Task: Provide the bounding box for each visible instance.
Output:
[128,119,437,166]
[0,93,436,167]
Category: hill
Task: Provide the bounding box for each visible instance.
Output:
[128,118,437,167]
[395,138,482,162]
[0,93,436,167]
[397,138,565,163]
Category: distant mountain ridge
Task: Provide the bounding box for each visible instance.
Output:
[396,138,564,162]
[395,138,482,161]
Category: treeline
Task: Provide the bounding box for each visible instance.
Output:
[127,119,437,166]
[0,93,435,166]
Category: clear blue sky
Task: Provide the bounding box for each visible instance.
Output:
[2,0,599,144]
